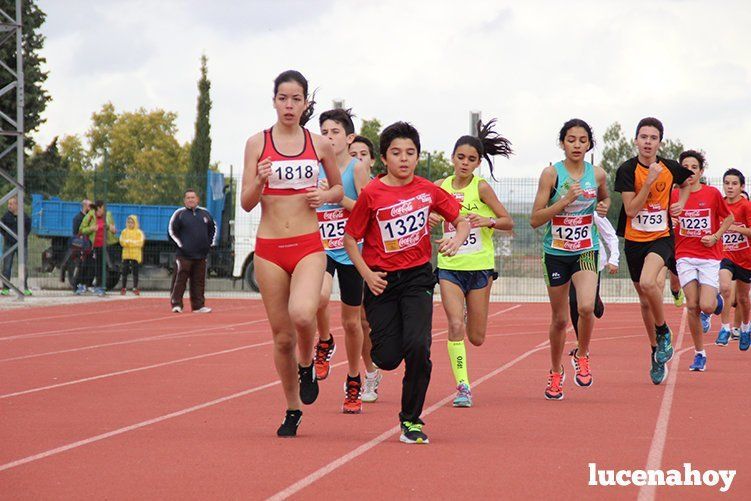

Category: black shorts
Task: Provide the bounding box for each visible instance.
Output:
[326,256,364,306]
[624,237,675,283]
[720,258,751,284]
[543,251,598,287]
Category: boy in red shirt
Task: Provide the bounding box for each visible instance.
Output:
[718,168,751,350]
[671,151,734,371]
[344,122,469,444]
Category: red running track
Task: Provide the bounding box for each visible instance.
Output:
[0,298,748,499]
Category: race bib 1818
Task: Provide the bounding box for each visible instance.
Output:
[267,159,319,190]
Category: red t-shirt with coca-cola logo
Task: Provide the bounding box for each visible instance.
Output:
[722,197,751,270]
[671,185,730,260]
[346,174,461,271]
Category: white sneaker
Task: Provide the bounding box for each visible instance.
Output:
[361,369,382,403]
[172,306,183,313]
[193,306,212,314]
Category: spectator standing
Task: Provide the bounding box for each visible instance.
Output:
[72,199,92,294]
[80,200,117,296]
[168,189,217,313]
[0,196,31,296]
[119,215,144,295]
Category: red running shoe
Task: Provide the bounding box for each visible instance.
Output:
[570,348,593,387]
[545,368,565,400]
[313,335,336,380]
[342,376,362,414]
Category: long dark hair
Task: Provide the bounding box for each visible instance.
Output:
[558,118,595,151]
[452,119,513,180]
[273,70,316,126]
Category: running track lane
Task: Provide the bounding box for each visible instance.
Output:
[2,302,748,498]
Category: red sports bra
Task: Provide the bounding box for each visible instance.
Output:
[261,127,321,196]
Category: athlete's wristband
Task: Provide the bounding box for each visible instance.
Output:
[488,218,496,229]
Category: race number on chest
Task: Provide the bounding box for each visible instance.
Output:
[377,195,431,253]
[551,214,593,251]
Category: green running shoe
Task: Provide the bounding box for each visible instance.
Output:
[650,353,669,385]
[655,329,674,364]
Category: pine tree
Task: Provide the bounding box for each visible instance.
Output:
[188,54,211,201]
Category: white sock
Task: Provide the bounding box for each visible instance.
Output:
[722,323,731,331]
[695,349,706,356]
[742,322,750,332]
[366,369,378,378]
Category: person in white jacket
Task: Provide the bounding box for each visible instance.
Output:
[569,213,620,337]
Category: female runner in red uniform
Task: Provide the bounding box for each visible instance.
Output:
[241,70,343,437]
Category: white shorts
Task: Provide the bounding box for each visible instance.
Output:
[676,257,720,289]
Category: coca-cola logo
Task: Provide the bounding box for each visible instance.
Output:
[563,216,585,226]
[582,189,597,199]
[647,204,662,211]
[327,237,344,248]
[453,192,464,202]
[682,210,705,217]
[397,232,422,248]
[323,209,345,221]
[563,240,588,251]
[416,193,432,204]
[390,202,414,217]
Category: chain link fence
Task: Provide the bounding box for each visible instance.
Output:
[7,173,724,302]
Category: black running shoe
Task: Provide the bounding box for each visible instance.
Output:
[277,409,303,437]
[298,363,319,405]
[400,421,429,444]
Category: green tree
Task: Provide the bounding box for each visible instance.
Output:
[419,151,453,181]
[0,0,50,175]
[188,54,212,200]
[59,134,93,200]
[85,103,190,205]
[26,137,66,197]
[359,118,384,175]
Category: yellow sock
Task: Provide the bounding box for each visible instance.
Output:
[447,340,469,386]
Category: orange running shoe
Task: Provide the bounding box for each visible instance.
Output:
[570,348,593,387]
[313,335,336,380]
[544,368,565,400]
[342,376,362,414]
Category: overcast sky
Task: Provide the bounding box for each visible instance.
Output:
[35,0,751,180]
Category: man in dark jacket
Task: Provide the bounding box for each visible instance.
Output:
[168,189,217,313]
[1,196,32,295]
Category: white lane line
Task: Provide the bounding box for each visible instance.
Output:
[0,304,257,341]
[268,341,550,501]
[0,304,523,473]
[0,319,269,362]
[637,307,688,501]
[0,341,273,399]
[0,302,163,325]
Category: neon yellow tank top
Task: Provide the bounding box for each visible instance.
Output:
[437,174,496,271]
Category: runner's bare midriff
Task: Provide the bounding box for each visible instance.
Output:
[257,193,319,238]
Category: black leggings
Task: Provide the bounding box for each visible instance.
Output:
[569,271,604,338]
[121,259,139,289]
[363,263,436,424]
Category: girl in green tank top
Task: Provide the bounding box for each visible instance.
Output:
[530,119,610,401]
[430,119,514,408]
